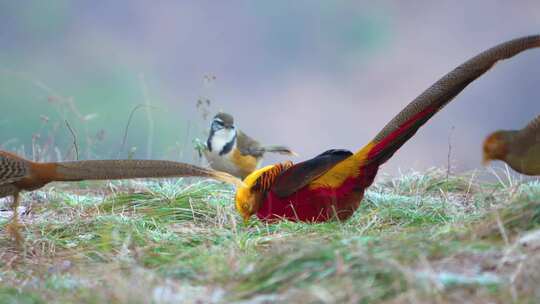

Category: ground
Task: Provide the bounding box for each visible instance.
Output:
[1,168,539,303]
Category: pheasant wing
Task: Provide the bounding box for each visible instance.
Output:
[270,149,353,198]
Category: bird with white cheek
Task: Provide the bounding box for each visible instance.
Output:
[204,112,297,179]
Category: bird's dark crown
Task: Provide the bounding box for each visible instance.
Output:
[213,112,235,128]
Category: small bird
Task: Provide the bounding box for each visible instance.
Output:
[203,112,297,179]
[234,35,540,223]
[483,114,540,175]
[0,150,243,245]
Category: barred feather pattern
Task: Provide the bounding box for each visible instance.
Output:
[0,155,29,186]
[373,35,540,144]
[54,159,244,187]
[253,161,293,192]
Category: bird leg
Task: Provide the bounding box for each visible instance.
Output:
[5,192,23,247]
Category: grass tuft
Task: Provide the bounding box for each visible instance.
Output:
[1,170,540,303]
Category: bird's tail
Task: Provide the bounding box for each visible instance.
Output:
[355,35,540,167]
[261,146,298,156]
[47,159,244,187]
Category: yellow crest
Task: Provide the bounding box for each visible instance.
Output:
[234,162,293,222]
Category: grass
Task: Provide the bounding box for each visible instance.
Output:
[1,169,540,303]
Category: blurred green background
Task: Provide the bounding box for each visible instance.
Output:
[0,2,182,160]
[0,1,390,162]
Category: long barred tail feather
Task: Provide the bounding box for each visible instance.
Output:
[53,160,245,187]
[364,35,540,165]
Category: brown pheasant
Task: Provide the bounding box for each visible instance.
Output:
[483,114,540,175]
[0,150,243,245]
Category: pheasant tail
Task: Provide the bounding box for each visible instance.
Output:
[360,35,540,165]
[52,160,244,187]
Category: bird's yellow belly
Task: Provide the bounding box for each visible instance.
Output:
[204,149,260,179]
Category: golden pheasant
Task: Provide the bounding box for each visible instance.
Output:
[0,150,243,244]
[234,35,540,222]
[204,112,297,179]
[483,114,540,175]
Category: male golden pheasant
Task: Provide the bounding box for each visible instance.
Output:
[0,150,243,243]
[235,35,540,223]
[483,114,540,175]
